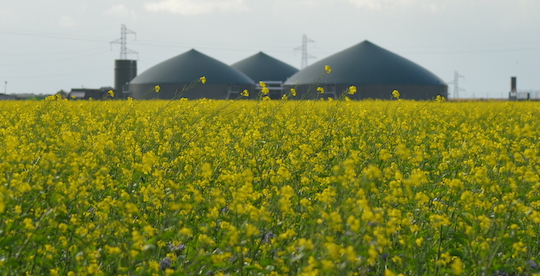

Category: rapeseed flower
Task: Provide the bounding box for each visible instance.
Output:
[0,194,5,213]
[200,76,207,84]
[290,88,297,96]
[1,99,539,275]
[451,257,464,275]
[392,89,400,98]
[436,94,445,102]
[317,87,324,94]
[155,85,161,92]
[325,65,332,74]
[348,86,357,95]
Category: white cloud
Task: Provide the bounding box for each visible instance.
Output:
[144,0,249,15]
[58,15,76,28]
[103,4,138,19]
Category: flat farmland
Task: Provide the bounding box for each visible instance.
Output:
[1,98,539,276]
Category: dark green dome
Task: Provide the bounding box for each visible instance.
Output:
[284,40,445,86]
[129,49,254,99]
[130,49,254,85]
[231,52,298,82]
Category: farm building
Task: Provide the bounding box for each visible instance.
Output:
[129,49,255,99]
[0,94,19,100]
[283,40,448,100]
[68,87,113,100]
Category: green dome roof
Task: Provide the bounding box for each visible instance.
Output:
[284,40,445,86]
[130,49,254,85]
[231,52,298,82]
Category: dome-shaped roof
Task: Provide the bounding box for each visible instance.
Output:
[284,40,445,86]
[130,49,254,85]
[231,52,298,82]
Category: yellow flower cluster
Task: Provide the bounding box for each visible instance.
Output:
[260,81,270,95]
[392,89,400,99]
[1,99,539,275]
[324,65,332,74]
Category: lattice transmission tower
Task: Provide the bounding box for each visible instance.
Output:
[295,34,315,69]
[448,71,465,99]
[111,24,137,60]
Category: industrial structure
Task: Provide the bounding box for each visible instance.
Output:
[129,49,255,99]
[58,28,538,101]
[69,24,137,100]
[508,76,540,100]
[231,52,298,99]
[80,28,451,101]
[295,35,316,69]
[283,40,448,100]
[114,59,137,99]
[231,52,298,83]
[111,24,137,99]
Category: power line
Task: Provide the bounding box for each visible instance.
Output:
[0,50,110,66]
[401,46,540,55]
[0,47,108,56]
[2,66,111,79]
[0,28,109,43]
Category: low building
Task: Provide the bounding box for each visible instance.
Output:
[0,94,19,100]
[68,87,113,100]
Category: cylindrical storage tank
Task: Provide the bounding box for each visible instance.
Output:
[129,49,255,100]
[284,40,447,100]
[115,59,137,99]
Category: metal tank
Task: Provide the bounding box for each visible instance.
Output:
[114,59,137,99]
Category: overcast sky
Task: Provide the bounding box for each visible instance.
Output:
[1,0,539,99]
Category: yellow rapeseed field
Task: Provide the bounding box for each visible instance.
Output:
[1,95,540,276]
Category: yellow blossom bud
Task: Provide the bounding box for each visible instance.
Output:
[324,65,332,74]
[290,88,297,96]
[348,86,357,95]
